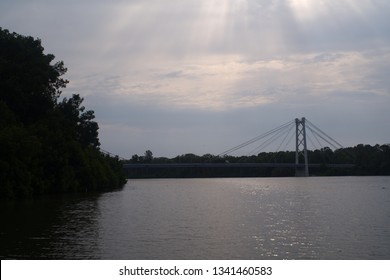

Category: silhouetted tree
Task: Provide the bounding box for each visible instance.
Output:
[0,28,125,198]
[0,28,67,124]
[131,154,140,163]
[58,94,100,147]
[144,150,153,163]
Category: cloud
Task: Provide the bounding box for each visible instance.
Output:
[1,0,390,157]
[67,49,390,111]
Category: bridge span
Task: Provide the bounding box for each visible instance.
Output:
[123,163,354,169]
[122,117,355,177]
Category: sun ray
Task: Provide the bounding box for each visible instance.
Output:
[288,0,328,22]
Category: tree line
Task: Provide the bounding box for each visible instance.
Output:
[0,28,126,198]
[126,144,390,178]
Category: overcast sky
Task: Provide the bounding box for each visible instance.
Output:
[1,0,390,158]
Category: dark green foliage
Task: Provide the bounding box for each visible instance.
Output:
[0,28,67,123]
[0,28,125,199]
[58,94,100,148]
[143,150,153,163]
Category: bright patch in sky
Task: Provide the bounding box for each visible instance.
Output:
[288,0,325,22]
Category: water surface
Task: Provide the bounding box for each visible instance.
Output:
[1,177,389,259]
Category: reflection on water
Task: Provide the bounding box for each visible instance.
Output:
[0,193,102,259]
[1,177,390,259]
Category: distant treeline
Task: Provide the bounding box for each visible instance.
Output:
[125,145,390,178]
[0,28,126,198]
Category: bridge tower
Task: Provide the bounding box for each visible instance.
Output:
[295,117,309,177]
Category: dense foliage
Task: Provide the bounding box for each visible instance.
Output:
[0,28,126,198]
[126,144,390,178]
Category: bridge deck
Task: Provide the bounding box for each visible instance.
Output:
[123,163,354,169]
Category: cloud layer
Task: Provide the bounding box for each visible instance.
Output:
[1,0,389,157]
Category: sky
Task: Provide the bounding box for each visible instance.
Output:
[1,0,390,158]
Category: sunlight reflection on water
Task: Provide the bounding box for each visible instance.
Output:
[1,177,390,259]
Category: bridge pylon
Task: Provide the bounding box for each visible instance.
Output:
[295,117,309,177]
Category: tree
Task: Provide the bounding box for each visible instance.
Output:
[144,150,153,163]
[58,94,100,147]
[131,154,140,163]
[0,28,125,198]
[0,28,68,123]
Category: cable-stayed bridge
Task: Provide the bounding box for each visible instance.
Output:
[123,117,355,177]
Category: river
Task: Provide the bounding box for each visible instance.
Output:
[1,177,389,259]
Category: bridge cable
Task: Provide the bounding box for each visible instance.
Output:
[271,123,296,162]
[306,119,344,149]
[283,126,296,152]
[100,149,126,161]
[246,122,294,156]
[306,119,355,162]
[308,126,324,150]
[222,120,294,156]
[306,133,319,151]
[264,123,294,160]
[308,121,356,160]
[218,120,294,156]
[275,122,295,153]
[306,125,340,150]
